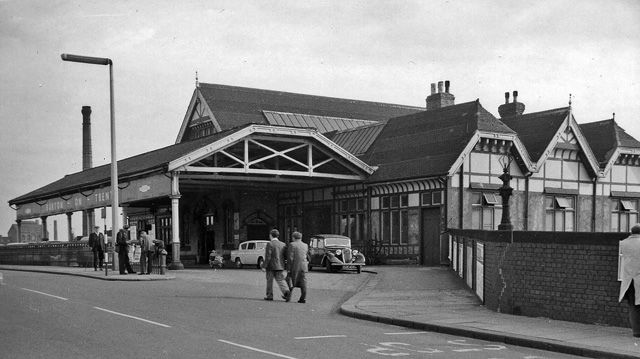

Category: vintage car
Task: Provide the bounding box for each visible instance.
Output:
[229,240,269,269]
[307,234,365,273]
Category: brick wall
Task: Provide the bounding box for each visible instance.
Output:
[450,229,630,327]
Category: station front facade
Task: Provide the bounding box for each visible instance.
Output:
[10,81,640,268]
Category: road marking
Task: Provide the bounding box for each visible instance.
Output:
[21,288,68,301]
[93,307,171,328]
[383,331,426,335]
[218,339,299,359]
[294,335,347,340]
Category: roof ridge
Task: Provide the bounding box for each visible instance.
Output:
[200,82,424,111]
[501,106,569,120]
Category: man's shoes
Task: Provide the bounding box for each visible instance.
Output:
[283,291,292,302]
[120,272,127,275]
[264,297,273,301]
[138,272,145,275]
[94,268,97,271]
[298,299,306,303]
[128,271,136,274]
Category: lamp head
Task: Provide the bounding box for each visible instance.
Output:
[61,53,112,66]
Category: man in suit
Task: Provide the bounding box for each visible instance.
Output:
[88,226,104,271]
[116,226,135,275]
[263,229,291,301]
[619,224,640,337]
[287,231,309,303]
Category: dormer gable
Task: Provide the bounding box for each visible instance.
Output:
[175,87,221,144]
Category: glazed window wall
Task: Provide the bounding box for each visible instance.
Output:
[470,192,502,230]
[380,194,409,245]
[611,198,639,232]
[544,195,575,232]
[337,198,365,242]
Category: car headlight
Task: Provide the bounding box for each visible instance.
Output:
[335,249,342,255]
[353,250,358,255]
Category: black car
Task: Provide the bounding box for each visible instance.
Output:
[307,234,365,273]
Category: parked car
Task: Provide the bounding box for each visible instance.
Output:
[229,240,269,269]
[307,234,365,273]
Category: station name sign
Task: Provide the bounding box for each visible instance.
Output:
[16,174,171,220]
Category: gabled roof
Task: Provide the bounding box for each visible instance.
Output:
[176,83,423,142]
[263,110,377,133]
[326,122,386,157]
[500,107,569,162]
[580,119,640,166]
[362,100,515,183]
[10,126,247,205]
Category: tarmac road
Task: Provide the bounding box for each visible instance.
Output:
[0,268,586,359]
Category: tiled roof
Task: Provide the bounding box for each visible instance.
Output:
[10,126,248,205]
[580,119,640,165]
[197,83,424,130]
[327,122,386,156]
[363,100,512,183]
[263,110,377,133]
[500,107,569,162]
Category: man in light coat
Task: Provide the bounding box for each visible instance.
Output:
[619,224,640,337]
[263,229,291,301]
[287,231,309,303]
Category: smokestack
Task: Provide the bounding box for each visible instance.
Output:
[82,106,93,170]
[426,80,455,110]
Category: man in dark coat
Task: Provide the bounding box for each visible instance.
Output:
[88,226,104,271]
[263,229,291,301]
[116,225,135,275]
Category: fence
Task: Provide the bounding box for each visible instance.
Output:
[448,229,630,328]
[0,241,163,274]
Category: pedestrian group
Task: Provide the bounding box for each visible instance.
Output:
[263,229,308,303]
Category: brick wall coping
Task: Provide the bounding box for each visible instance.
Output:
[447,229,628,246]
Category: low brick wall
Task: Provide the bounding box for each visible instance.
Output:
[449,229,629,327]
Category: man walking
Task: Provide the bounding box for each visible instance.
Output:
[116,226,135,275]
[139,230,155,275]
[287,231,309,303]
[88,226,104,271]
[263,229,291,301]
[619,224,640,337]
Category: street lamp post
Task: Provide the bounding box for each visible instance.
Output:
[61,54,118,274]
[498,151,513,231]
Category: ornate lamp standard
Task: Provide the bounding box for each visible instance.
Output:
[61,54,118,274]
[498,152,513,231]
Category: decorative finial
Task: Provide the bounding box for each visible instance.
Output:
[613,112,615,120]
[568,93,572,106]
[195,70,199,88]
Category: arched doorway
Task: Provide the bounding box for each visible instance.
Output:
[243,211,273,241]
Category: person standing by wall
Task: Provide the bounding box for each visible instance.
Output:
[116,226,135,275]
[619,224,640,337]
[287,231,309,303]
[263,229,291,301]
[140,231,155,275]
[88,225,104,271]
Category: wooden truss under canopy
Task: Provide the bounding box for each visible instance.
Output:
[168,125,374,184]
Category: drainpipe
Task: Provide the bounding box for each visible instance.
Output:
[592,177,597,232]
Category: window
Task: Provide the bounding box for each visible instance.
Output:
[338,198,365,242]
[471,192,503,230]
[247,242,255,250]
[544,195,575,231]
[381,195,409,244]
[611,198,639,232]
[422,191,443,206]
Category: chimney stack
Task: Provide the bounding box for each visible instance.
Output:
[426,80,455,110]
[81,106,95,236]
[497,90,525,118]
[81,106,93,170]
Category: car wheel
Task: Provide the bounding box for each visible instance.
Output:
[235,258,243,269]
[356,265,361,274]
[308,263,312,271]
[325,260,332,273]
[257,257,264,269]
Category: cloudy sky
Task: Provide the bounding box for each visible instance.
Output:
[0,0,638,239]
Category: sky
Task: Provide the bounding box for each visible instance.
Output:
[0,0,639,239]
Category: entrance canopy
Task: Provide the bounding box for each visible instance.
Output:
[9,124,374,220]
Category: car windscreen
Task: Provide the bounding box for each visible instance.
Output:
[324,237,351,247]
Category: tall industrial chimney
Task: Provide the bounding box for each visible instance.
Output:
[81,106,95,235]
[82,106,93,170]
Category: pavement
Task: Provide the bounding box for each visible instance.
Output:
[1,264,638,358]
